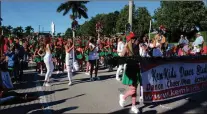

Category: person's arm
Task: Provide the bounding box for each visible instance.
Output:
[89,44,96,52]
[65,45,74,53]
[117,42,122,53]
[37,48,44,57]
[120,43,128,57]
[161,36,166,44]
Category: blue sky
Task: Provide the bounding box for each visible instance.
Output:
[2,1,160,33]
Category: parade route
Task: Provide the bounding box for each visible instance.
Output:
[1,67,207,114]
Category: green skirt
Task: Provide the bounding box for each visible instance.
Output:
[85,55,89,61]
[122,64,141,85]
[99,52,105,57]
[112,52,118,57]
[34,57,41,63]
[77,54,83,60]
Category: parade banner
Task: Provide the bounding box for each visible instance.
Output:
[140,58,207,103]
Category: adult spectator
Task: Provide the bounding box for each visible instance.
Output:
[178,35,189,45]
[14,37,25,81]
[192,32,204,47]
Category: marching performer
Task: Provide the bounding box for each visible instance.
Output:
[115,37,125,81]
[119,32,140,114]
[65,39,74,86]
[43,37,54,87]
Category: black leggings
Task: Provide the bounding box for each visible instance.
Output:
[89,59,99,78]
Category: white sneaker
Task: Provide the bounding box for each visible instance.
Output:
[131,105,139,114]
[116,77,121,81]
[44,83,51,87]
[119,94,125,107]
[40,71,43,75]
[56,71,60,74]
[90,78,94,81]
[139,96,143,103]
[68,81,72,86]
[96,77,100,80]
[85,72,90,75]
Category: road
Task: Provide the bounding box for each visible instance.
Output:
[1,66,207,114]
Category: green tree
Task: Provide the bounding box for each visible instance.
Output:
[153,1,207,41]
[57,32,61,37]
[102,11,120,35]
[65,28,73,37]
[7,25,13,35]
[116,5,136,34]
[1,26,10,36]
[134,7,151,38]
[13,26,24,37]
[25,26,34,36]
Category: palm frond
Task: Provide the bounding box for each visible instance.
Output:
[77,8,88,19]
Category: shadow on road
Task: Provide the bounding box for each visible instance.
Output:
[109,108,157,114]
[26,106,79,114]
[161,90,207,114]
[112,90,207,114]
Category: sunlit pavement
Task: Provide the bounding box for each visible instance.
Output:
[1,64,207,114]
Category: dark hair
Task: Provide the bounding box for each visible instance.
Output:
[44,37,50,45]
[90,38,95,44]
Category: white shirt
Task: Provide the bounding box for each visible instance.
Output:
[117,41,125,56]
[89,43,99,60]
[193,36,204,46]
[179,37,189,45]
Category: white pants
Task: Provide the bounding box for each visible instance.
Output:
[66,60,73,82]
[44,55,54,82]
[116,64,124,78]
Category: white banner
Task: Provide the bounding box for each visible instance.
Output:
[141,62,207,103]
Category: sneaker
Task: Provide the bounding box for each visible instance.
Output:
[68,81,72,86]
[119,94,125,107]
[116,77,121,81]
[56,71,60,74]
[131,105,139,114]
[44,83,51,87]
[96,77,100,80]
[139,96,143,103]
[85,72,90,75]
[90,78,94,81]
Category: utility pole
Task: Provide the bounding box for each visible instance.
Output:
[128,0,133,32]
[39,25,40,33]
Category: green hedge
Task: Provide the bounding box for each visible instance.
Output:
[201,31,207,46]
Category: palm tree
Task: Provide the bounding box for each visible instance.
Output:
[57,1,89,36]
[7,25,13,35]
[25,26,34,35]
[57,1,89,70]
[13,26,24,37]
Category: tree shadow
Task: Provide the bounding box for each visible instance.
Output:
[109,108,157,114]
[26,106,79,114]
[0,94,82,114]
[161,90,207,114]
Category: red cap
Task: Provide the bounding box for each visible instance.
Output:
[126,32,135,41]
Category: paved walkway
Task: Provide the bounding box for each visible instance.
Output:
[1,67,207,114]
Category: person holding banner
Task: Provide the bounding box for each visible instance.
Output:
[43,37,54,87]
[119,32,140,114]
